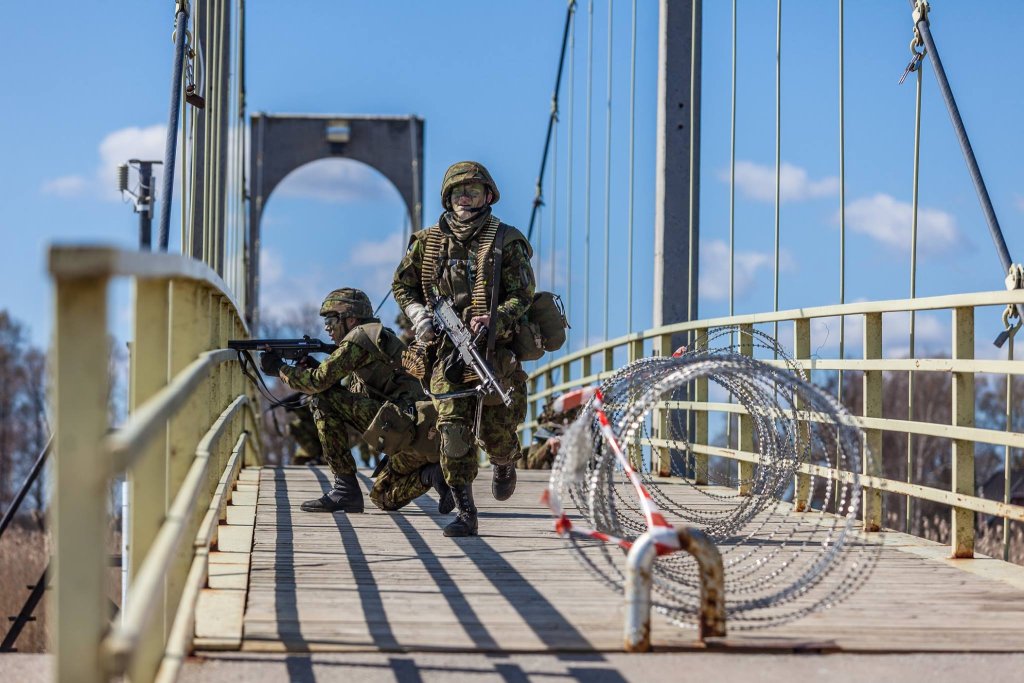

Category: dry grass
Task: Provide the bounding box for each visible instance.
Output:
[0,521,122,654]
[0,525,49,653]
[977,522,1024,565]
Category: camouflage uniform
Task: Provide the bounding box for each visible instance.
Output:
[274,292,447,513]
[287,404,323,465]
[392,186,535,487]
[524,403,584,470]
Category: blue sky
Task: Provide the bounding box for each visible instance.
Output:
[3,1,1023,361]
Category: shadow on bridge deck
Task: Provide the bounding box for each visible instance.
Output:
[182,468,1024,680]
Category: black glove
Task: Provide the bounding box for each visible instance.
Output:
[259,349,284,375]
[297,354,320,370]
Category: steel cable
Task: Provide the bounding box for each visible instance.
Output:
[527,1,578,242]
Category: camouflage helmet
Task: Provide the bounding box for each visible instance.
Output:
[320,287,373,319]
[441,161,500,210]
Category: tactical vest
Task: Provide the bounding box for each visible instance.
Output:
[420,215,531,327]
[343,322,423,406]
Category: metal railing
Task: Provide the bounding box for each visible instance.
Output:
[525,289,1024,560]
[48,245,261,683]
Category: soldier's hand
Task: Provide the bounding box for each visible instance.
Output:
[414,315,436,342]
[470,314,490,335]
[297,355,320,370]
[259,347,284,375]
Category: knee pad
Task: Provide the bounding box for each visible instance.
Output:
[439,422,473,460]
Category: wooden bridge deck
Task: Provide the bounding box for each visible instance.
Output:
[207,467,1024,657]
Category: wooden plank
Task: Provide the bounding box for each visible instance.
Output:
[194,589,245,648]
[216,525,253,553]
[231,490,258,506]
[226,505,256,526]
[238,467,261,482]
[211,468,1024,657]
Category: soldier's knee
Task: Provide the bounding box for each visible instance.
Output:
[439,422,474,460]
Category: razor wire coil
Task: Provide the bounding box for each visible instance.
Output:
[548,326,881,630]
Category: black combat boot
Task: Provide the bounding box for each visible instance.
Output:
[443,483,478,537]
[300,473,364,513]
[490,462,517,501]
[419,463,455,514]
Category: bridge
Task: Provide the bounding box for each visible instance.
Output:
[5,1,1024,681]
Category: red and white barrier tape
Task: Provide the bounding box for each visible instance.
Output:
[544,389,681,555]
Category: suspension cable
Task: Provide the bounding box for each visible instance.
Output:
[565,8,577,356]
[838,0,846,411]
[626,0,637,333]
[159,1,191,252]
[905,24,925,533]
[728,0,737,320]
[584,0,594,347]
[527,0,578,242]
[908,0,1016,301]
[551,110,559,291]
[688,0,701,337]
[1005,323,1019,560]
[602,0,614,341]
[727,0,738,448]
[773,0,782,354]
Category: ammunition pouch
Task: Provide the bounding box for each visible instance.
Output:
[363,400,441,460]
[511,291,568,362]
[410,400,442,461]
[362,402,415,455]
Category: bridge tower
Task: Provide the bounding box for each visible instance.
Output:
[246,114,425,324]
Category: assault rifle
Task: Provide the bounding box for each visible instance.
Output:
[430,296,513,408]
[228,336,337,409]
[227,336,337,359]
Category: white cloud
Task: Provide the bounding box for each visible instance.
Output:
[699,240,776,301]
[41,123,170,201]
[259,247,285,287]
[41,175,89,197]
[276,159,394,203]
[842,193,962,255]
[724,161,838,203]
[97,125,167,199]
[348,232,405,267]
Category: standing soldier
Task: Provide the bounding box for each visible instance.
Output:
[393,161,535,537]
[259,288,453,514]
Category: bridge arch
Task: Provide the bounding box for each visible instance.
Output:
[247,113,424,323]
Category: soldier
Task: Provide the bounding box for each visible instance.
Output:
[523,387,595,470]
[393,161,535,537]
[259,288,453,514]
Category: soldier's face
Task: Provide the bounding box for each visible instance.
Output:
[323,313,345,342]
[450,182,491,220]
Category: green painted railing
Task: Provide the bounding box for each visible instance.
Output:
[49,246,261,683]
[525,290,1024,560]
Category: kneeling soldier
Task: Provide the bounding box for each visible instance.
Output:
[259,288,452,514]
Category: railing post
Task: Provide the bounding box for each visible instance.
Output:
[51,274,110,683]
[128,278,171,683]
[652,333,673,476]
[627,338,644,470]
[952,306,975,557]
[737,324,754,495]
[694,326,708,485]
[166,280,206,638]
[862,313,883,531]
[793,319,811,511]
